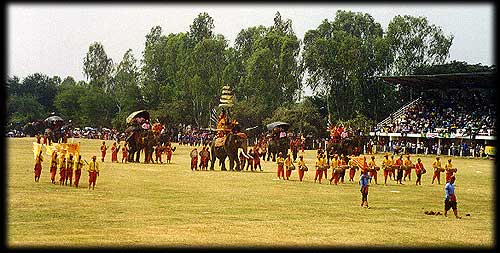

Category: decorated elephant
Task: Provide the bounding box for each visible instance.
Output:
[267,137,290,162]
[125,126,146,163]
[210,132,248,171]
[326,136,364,163]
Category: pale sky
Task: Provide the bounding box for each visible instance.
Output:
[7,3,494,87]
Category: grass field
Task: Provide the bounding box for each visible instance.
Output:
[7,137,495,248]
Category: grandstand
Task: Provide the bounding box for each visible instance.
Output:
[370,72,496,157]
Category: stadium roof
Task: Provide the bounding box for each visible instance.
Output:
[376,72,496,89]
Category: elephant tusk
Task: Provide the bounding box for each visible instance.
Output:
[241,151,251,159]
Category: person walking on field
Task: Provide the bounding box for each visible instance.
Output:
[389,155,395,180]
[87,155,100,190]
[444,176,461,219]
[347,155,357,182]
[339,154,347,183]
[403,155,413,181]
[284,153,294,180]
[49,152,58,184]
[253,148,262,171]
[432,156,443,184]
[111,142,119,163]
[329,154,340,185]
[276,152,285,180]
[297,155,307,182]
[155,144,163,164]
[100,141,108,162]
[58,154,67,186]
[314,154,326,184]
[121,144,128,163]
[246,149,255,171]
[33,150,43,182]
[359,169,372,208]
[164,143,173,164]
[190,148,198,171]
[74,155,84,188]
[445,158,457,183]
[415,158,426,186]
[395,155,404,184]
[382,154,392,185]
[65,154,74,186]
[368,156,378,184]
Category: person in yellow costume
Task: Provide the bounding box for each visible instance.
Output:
[368,156,378,184]
[445,158,456,183]
[432,156,443,184]
[381,154,392,185]
[329,155,340,185]
[403,155,414,181]
[87,155,100,190]
[33,150,43,182]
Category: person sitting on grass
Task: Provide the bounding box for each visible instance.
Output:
[444,176,461,219]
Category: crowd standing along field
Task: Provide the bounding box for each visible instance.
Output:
[7,138,494,247]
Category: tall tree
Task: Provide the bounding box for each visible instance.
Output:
[112,49,143,129]
[386,15,454,75]
[83,42,114,91]
[54,76,85,124]
[188,12,215,46]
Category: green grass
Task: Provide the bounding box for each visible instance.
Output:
[7,137,495,247]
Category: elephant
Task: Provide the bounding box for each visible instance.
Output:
[326,136,364,163]
[266,137,290,162]
[125,126,146,163]
[210,132,248,171]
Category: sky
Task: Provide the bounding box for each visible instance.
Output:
[7,3,495,90]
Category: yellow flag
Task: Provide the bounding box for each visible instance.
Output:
[32,142,43,160]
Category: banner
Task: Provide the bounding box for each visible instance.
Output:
[45,143,80,158]
[426,132,439,138]
[32,142,43,159]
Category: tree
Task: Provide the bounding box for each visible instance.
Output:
[54,76,85,125]
[111,49,143,129]
[77,86,117,127]
[189,12,215,46]
[386,15,454,75]
[303,10,398,122]
[83,42,114,91]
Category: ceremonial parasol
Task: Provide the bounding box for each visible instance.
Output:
[44,115,63,123]
[266,121,290,131]
[126,110,150,124]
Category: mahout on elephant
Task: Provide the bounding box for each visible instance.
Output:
[265,122,290,162]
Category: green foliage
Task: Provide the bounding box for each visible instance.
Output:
[11,10,492,133]
[413,60,496,75]
[77,86,117,127]
[263,98,326,137]
[386,15,454,75]
[189,12,215,45]
[54,77,86,125]
[83,42,114,90]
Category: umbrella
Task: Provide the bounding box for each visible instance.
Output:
[266,121,290,131]
[126,110,150,124]
[45,115,63,123]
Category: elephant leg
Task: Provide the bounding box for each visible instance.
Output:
[272,152,276,162]
[229,159,234,171]
[136,150,141,163]
[235,157,241,171]
[221,157,227,171]
[210,155,215,170]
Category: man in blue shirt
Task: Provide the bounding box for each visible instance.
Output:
[444,176,461,219]
[359,170,372,208]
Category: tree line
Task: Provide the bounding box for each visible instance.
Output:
[6,10,495,137]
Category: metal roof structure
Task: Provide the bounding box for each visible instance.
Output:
[376,72,496,89]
